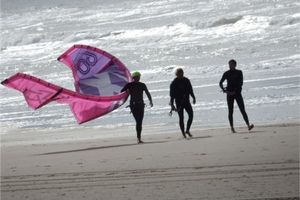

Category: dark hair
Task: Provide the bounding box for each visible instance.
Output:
[176,68,184,76]
[228,59,237,66]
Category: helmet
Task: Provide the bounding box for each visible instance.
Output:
[131,71,141,78]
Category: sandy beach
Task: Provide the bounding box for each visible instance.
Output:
[1,123,299,200]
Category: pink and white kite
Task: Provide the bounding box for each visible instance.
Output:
[1,45,132,124]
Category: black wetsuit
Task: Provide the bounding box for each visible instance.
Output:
[170,77,195,135]
[121,82,152,140]
[219,69,250,127]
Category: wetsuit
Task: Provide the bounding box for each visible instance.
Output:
[121,82,152,140]
[219,69,250,128]
[170,77,195,135]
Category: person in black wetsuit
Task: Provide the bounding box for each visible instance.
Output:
[170,68,196,138]
[219,59,254,133]
[121,71,153,144]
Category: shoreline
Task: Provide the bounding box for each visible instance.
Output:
[1,121,299,147]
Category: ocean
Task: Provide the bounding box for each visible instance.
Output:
[0,0,299,142]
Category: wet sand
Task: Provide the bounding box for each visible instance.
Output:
[1,123,299,200]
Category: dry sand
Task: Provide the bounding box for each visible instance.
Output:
[1,123,299,200]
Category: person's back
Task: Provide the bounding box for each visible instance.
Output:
[220,69,243,93]
[170,77,193,104]
[123,81,148,104]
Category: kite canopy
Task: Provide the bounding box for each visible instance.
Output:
[1,45,132,124]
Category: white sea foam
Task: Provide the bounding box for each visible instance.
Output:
[0,0,299,140]
[102,23,192,40]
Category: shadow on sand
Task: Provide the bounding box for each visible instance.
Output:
[189,135,212,140]
[38,141,167,155]
[236,130,265,134]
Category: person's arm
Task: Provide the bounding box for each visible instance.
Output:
[144,84,153,107]
[121,83,129,93]
[188,79,196,104]
[236,70,243,93]
[219,73,226,93]
[239,70,243,87]
[169,82,176,110]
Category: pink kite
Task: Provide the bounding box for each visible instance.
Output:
[1,45,132,124]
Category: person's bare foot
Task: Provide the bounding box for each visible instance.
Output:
[231,128,236,133]
[248,124,254,131]
[186,131,193,138]
[137,140,144,144]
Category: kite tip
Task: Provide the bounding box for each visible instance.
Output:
[1,79,8,85]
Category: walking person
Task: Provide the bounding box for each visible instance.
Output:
[121,71,153,144]
[219,59,254,133]
[170,68,196,138]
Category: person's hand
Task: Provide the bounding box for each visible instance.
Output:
[171,104,176,111]
[149,101,153,107]
[192,98,196,105]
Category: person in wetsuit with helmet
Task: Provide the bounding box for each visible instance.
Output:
[121,71,153,144]
[219,59,254,133]
[170,68,196,138]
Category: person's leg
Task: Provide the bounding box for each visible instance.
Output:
[131,104,145,143]
[185,103,194,137]
[136,104,144,142]
[227,94,235,133]
[235,93,254,131]
[176,104,186,138]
